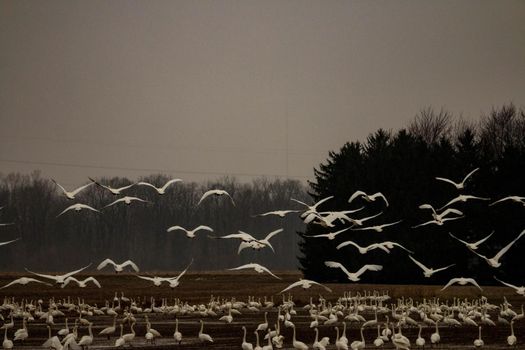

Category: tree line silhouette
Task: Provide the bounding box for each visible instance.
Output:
[299,104,525,285]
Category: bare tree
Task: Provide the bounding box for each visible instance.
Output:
[408,107,453,144]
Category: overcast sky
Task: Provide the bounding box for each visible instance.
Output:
[1,0,524,186]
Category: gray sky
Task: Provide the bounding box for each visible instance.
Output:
[1,0,524,186]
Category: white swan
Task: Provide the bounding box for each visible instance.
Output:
[173,318,182,344]
[89,177,135,195]
[473,326,484,347]
[324,261,382,282]
[508,321,517,346]
[468,229,525,268]
[137,179,182,194]
[56,203,100,217]
[291,196,333,218]
[279,279,332,294]
[3,328,13,349]
[494,276,525,296]
[229,263,281,279]
[198,320,213,343]
[51,179,93,200]
[448,231,493,250]
[25,264,91,285]
[0,277,51,289]
[242,326,254,350]
[348,191,389,207]
[306,227,352,240]
[99,315,117,339]
[77,322,93,348]
[408,255,455,278]
[334,326,348,350]
[441,277,482,291]
[216,229,283,253]
[415,324,425,347]
[253,209,300,218]
[167,225,213,238]
[439,194,490,210]
[350,326,365,350]
[97,259,139,273]
[351,220,402,232]
[166,259,193,288]
[291,324,308,350]
[62,276,101,288]
[336,241,390,254]
[435,167,479,190]
[103,196,149,208]
[490,195,525,207]
[197,189,235,206]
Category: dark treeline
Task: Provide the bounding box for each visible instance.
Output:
[299,104,525,285]
[0,174,308,271]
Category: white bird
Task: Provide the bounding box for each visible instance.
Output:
[241,326,253,350]
[336,241,391,255]
[412,215,464,228]
[89,177,135,195]
[99,316,117,339]
[197,189,235,206]
[448,231,494,250]
[473,326,484,347]
[228,263,281,279]
[508,321,517,346]
[439,194,490,210]
[61,276,101,288]
[103,196,149,208]
[376,241,414,254]
[96,259,139,273]
[136,275,170,287]
[346,212,383,227]
[77,322,93,348]
[291,196,334,218]
[252,210,300,218]
[351,220,402,232]
[3,328,12,350]
[279,279,332,294]
[198,320,213,343]
[418,204,463,221]
[440,277,482,291]
[173,318,182,344]
[291,324,308,350]
[435,167,479,190]
[306,227,352,240]
[167,225,213,238]
[0,238,20,248]
[468,229,525,268]
[494,276,525,296]
[51,179,93,200]
[217,229,283,253]
[137,179,182,194]
[348,191,389,207]
[324,261,383,282]
[0,277,51,289]
[490,196,525,207]
[56,203,100,217]
[25,264,91,285]
[408,256,455,278]
[166,259,193,288]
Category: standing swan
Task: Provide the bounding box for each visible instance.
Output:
[291,324,308,350]
[198,320,213,343]
[2,328,12,349]
[173,318,182,344]
[508,321,517,346]
[474,326,484,347]
[335,326,348,350]
[416,324,425,347]
[350,326,365,350]
[242,326,254,350]
[78,322,93,349]
[430,321,440,345]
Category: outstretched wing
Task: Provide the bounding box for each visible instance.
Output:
[440,278,459,291]
[24,269,56,281]
[371,192,389,206]
[172,259,194,282]
[408,255,430,274]
[278,280,304,294]
[473,231,494,246]
[466,278,483,291]
[69,182,94,196]
[194,225,214,233]
[160,178,183,191]
[0,238,20,247]
[493,229,525,261]
[61,277,80,288]
[336,240,360,250]
[432,264,456,274]
[136,275,156,282]
[419,204,437,215]
[197,190,217,205]
[324,261,352,278]
[308,280,332,292]
[448,232,469,246]
[461,167,479,184]
[103,198,124,209]
[435,177,459,187]
[167,225,185,233]
[122,260,140,272]
[51,179,69,195]
[494,276,520,291]
[264,228,283,242]
[354,264,383,278]
[348,191,366,203]
[85,277,101,288]
[62,264,92,279]
[97,258,116,270]
[313,196,334,209]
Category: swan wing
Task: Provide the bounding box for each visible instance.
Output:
[473,231,494,246]
[290,198,309,207]
[308,280,332,292]
[419,204,436,214]
[51,179,69,195]
[264,228,283,242]
[409,255,430,273]
[493,229,525,261]
[160,178,183,191]
[371,192,389,206]
[62,277,79,288]
[172,259,193,281]
[136,275,156,282]
[278,280,304,294]
[62,264,92,279]
[412,220,435,228]
[336,240,360,250]
[348,190,366,203]
[441,278,459,291]
[354,264,383,277]
[194,225,214,233]
[228,264,253,271]
[461,167,479,184]
[167,225,185,233]
[197,190,220,205]
[448,232,469,246]
[137,182,158,190]
[435,177,459,187]
[432,264,456,274]
[56,204,77,217]
[466,278,483,290]
[324,261,352,278]
[85,277,101,288]
[0,238,20,247]
[69,182,94,196]
[24,269,57,281]
[122,260,140,272]
[494,276,520,290]
[103,198,123,208]
[97,259,116,270]
[489,197,513,206]
[313,195,334,208]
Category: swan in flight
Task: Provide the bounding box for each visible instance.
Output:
[448,231,493,250]
[279,279,332,294]
[306,207,365,227]
[440,277,482,291]
[0,277,51,289]
[336,240,391,254]
[412,215,464,228]
[490,196,525,207]
[305,227,352,240]
[25,264,91,285]
[197,189,235,206]
[376,241,414,254]
[468,229,525,268]
[167,225,213,238]
[89,177,135,195]
[0,238,20,247]
[136,275,170,287]
[348,191,389,207]
[494,276,525,296]
[228,263,281,279]
[252,210,300,218]
[435,167,479,190]
[51,179,93,200]
[97,259,139,273]
[165,259,193,288]
[62,276,101,288]
[324,261,383,281]
[103,196,149,208]
[291,196,334,218]
[351,220,402,232]
[346,212,383,227]
[419,204,463,220]
[56,203,100,217]
[214,229,283,253]
[408,256,455,278]
[137,179,182,194]
[438,194,490,210]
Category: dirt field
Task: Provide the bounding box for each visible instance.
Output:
[0,272,523,349]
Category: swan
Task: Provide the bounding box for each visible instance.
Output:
[256,312,269,332]
[219,308,233,323]
[254,330,263,350]
[348,191,389,207]
[350,326,365,350]
[97,259,139,273]
[214,229,283,253]
[166,259,193,288]
[241,326,254,350]
[103,196,149,208]
[114,324,125,347]
[377,241,414,253]
[0,277,51,289]
[25,264,91,285]
[474,326,484,347]
[408,255,455,277]
[508,321,517,346]
[435,167,479,190]
[51,179,93,200]
[229,263,281,279]
[448,231,493,250]
[438,194,490,210]
[136,275,170,286]
[13,318,28,342]
[56,203,100,217]
[121,322,135,345]
[253,209,300,218]
[291,196,334,218]
[99,315,116,339]
[468,229,525,268]
[291,324,308,350]
[197,189,235,206]
[430,321,440,345]
[144,316,161,343]
[173,318,182,344]
[313,328,328,350]
[324,261,382,282]
[88,177,135,195]
[62,276,101,288]
[306,227,352,240]
[137,178,182,194]
[441,277,482,291]
[392,324,410,350]
[494,276,525,296]
[42,325,62,349]
[58,318,70,336]
[262,328,273,350]
[77,322,93,348]
[167,225,213,238]
[373,325,384,347]
[490,195,525,206]
[3,328,13,349]
[198,320,213,343]
[351,220,402,232]
[415,324,425,347]
[412,215,464,228]
[334,326,348,350]
[279,279,332,294]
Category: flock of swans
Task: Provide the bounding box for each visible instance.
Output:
[0,168,525,348]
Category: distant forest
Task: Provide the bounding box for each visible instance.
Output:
[0,175,308,271]
[300,104,525,285]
